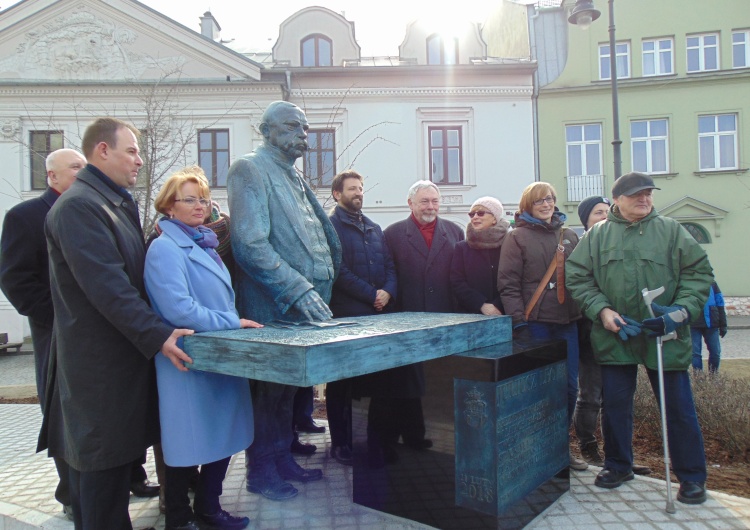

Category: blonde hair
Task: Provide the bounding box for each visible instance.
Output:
[518,182,557,214]
[154,166,211,215]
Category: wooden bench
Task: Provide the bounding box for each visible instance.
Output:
[0,333,24,354]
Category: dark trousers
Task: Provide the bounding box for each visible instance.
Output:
[245,381,296,476]
[165,457,229,528]
[325,379,352,448]
[574,353,603,447]
[368,397,426,446]
[68,462,132,530]
[292,386,315,428]
[601,364,707,482]
[528,321,579,424]
[691,327,722,372]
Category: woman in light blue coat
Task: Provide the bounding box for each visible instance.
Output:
[145,166,260,530]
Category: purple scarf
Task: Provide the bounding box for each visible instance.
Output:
[164,218,223,269]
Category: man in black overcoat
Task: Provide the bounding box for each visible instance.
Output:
[40,118,193,530]
[381,180,464,452]
[0,148,85,517]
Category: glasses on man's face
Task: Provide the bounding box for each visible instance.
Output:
[175,197,210,208]
[532,196,556,206]
[468,210,490,218]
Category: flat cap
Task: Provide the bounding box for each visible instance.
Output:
[611,172,660,197]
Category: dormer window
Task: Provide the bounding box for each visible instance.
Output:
[427,34,458,65]
[301,34,333,66]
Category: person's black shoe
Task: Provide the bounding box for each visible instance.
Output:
[594,468,634,489]
[331,445,353,466]
[580,441,604,466]
[291,439,317,455]
[165,521,200,530]
[277,457,323,483]
[404,438,433,451]
[130,479,160,498]
[196,509,250,529]
[295,420,325,434]
[677,481,707,504]
[632,464,652,475]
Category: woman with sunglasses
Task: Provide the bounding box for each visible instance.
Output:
[450,197,510,315]
[145,166,260,530]
[498,182,586,471]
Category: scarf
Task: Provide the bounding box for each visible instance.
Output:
[163,218,223,268]
[411,213,437,249]
[466,219,510,250]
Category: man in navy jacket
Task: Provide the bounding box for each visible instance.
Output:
[327,170,397,464]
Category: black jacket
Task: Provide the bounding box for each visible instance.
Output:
[328,205,397,317]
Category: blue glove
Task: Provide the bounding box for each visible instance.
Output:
[614,316,642,341]
[641,303,690,337]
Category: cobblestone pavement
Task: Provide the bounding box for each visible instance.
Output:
[0,405,748,529]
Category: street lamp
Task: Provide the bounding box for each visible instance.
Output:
[569,0,622,180]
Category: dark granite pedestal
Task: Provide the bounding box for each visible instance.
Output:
[352,339,569,530]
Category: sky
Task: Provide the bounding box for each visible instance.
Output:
[126,1,512,56]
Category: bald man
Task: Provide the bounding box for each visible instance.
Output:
[0,148,86,517]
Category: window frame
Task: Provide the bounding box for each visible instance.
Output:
[428,125,464,185]
[686,33,720,73]
[197,128,230,188]
[630,118,670,174]
[697,113,738,171]
[427,33,459,65]
[29,130,64,190]
[642,38,674,76]
[598,41,630,80]
[303,128,336,189]
[732,29,750,69]
[300,34,333,67]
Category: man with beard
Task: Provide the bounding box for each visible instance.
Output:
[227,101,341,500]
[327,170,397,465]
[377,181,463,462]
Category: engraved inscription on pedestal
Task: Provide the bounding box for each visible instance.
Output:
[455,361,568,516]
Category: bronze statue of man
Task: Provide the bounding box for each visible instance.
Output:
[228,101,341,500]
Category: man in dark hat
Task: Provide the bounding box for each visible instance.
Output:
[567,172,712,504]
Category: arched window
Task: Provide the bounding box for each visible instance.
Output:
[301,34,332,67]
[682,222,711,244]
[427,34,458,65]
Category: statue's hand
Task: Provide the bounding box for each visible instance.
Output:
[294,290,333,321]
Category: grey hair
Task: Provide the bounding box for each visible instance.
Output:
[46,148,85,172]
[407,180,440,202]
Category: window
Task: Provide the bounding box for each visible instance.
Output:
[198,129,230,187]
[599,42,630,80]
[301,35,332,67]
[687,33,719,72]
[642,38,673,76]
[631,119,669,174]
[733,30,750,68]
[30,130,64,190]
[429,126,463,184]
[304,129,335,188]
[427,34,458,65]
[698,114,737,170]
[566,124,603,200]
[682,223,710,244]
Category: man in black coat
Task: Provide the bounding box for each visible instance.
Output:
[0,148,85,517]
[41,118,193,530]
[327,170,397,464]
[381,180,464,453]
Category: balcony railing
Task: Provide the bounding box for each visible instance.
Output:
[566,174,606,202]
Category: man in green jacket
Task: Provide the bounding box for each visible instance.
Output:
[567,172,712,505]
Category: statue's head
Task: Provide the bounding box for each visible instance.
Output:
[260,101,309,162]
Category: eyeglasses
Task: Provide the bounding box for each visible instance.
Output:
[175,197,210,208]
[532,196,556,206]
[468,211,491,218]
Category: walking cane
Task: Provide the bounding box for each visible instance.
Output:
[642,287,677,514]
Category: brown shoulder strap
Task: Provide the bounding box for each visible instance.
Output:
[523,230,566,321]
